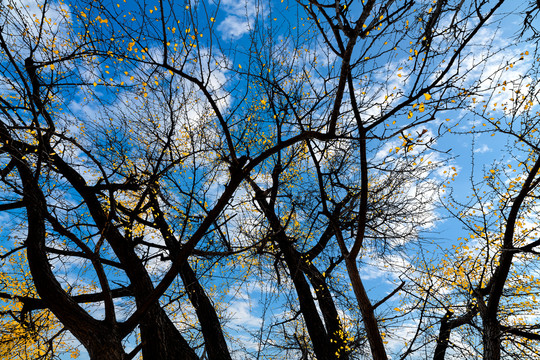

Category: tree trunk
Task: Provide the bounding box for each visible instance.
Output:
[483,317,501,360]
[138,305,199,360]
[279,239,334,360]
[345,258,388,360]
[85,329,126,360]
[150,190,232,360]
[180,261,232,360]
[302,261,350,359]
[248,181,336,359]
[433,311,453,360]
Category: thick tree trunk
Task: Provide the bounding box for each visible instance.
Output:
[248,180,336,359]
[434,307,478,360]
[138,305,199,360]
[302,262,349,359]
[345,258,388,360]
[150,190,232,360]
[280,240,334,360]
[84,329,126,360]
[180,261,232,360]
[12,153,127,359]
[48,155,198,359]
[483,317,501,360]
[87,347,125,360]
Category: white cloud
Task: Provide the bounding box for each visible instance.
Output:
[218,16,251,39]
[216,0,265,39]
[228,299,262,328]
[3,0,71,60]
[474,143,491,153]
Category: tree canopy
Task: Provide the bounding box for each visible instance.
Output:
[1,0,540,359]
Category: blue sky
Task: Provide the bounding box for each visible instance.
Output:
[1,0,539,358]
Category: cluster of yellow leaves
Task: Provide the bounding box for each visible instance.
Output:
[0,251,79,359]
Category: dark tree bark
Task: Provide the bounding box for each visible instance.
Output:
[150,191,233,360]
[433,308,477,360]
[248,179,347,359]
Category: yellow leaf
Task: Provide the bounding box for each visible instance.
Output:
[408,111,413,119]
[424,93,431,100]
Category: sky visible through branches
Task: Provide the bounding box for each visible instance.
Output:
[1,0,540,359]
